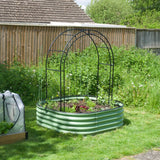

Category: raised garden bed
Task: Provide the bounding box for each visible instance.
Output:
[36,97,124,135]
[0,120,28,145]
[0,132,28,145]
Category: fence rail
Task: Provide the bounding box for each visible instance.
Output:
[0,24,136,66]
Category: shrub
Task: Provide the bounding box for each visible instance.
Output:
[86,0,133,24]
[0,46,159,113]
[113,46,160,113]
[121,10,160,28]
[0,63,45,103]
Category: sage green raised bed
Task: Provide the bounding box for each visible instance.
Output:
[36,99,124,135]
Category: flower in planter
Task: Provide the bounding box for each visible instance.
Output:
[75,105,89,112]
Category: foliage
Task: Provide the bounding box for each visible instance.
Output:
[0,63,45,103]
[0,45,159,113]
[46,45,99,98]
[43,100,59,110]
[130,0,160,12]
[0,105,159,159]
[42,98,98,113]
[86,0,133,24]
[43,45,160,113]
[97,87,108,105]
[0,121,13,135]
[121,9,160,28]
[113,46,160,113]
[86,0,160,29]
[86,99,96,108]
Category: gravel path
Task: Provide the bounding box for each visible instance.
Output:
[115,148,160,160]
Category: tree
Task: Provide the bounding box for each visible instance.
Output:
[86,0,133,24]
[122,9,160,28]
[130,0,160,12]
[123,0,160,28]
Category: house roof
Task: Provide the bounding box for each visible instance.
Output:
[0,0,94,23]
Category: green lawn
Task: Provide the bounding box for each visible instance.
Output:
[0,104,160,160]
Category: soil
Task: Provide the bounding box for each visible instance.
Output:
[50,100,111,113]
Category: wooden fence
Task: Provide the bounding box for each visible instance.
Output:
[136,29,160,55]
[0,23,136,66]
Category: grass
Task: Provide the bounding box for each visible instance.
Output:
[0,103,159,160]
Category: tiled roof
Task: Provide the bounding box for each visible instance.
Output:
[0,0,94,23]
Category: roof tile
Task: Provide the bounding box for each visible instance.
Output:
[0,0,94,23]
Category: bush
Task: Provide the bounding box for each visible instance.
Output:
[0,46,159,113]
[113,46,160,113]
[86,0,133,24]
[0,63,45,103]
[45,45,160,113]
[121,9,160,28]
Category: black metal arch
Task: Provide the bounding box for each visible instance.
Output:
[45,29,114,111]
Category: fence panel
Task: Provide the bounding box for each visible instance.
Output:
[0,24,136,66]
[136,29,160,55]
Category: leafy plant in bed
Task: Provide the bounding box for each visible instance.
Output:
[0,121,13,135]
[36,29,124,135]
[43,96,116,113]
